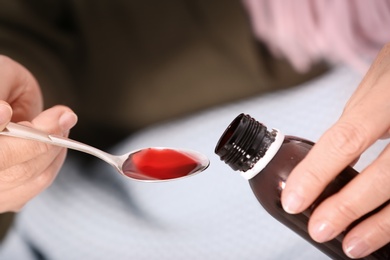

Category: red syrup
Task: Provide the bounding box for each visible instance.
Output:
[122,148,204,181]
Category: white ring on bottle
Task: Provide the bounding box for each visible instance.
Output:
[240,129,285,180]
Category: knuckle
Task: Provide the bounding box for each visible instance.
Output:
[0,166,33,185]
[0,172,20,184]
[23,139,53,158]
[370,163,390,198]
[334,200,361,223]
[373,217,390,239]
[35,142,52,155]
[327,122,369,159]
[0,147,52,185]
[301,167,326,188]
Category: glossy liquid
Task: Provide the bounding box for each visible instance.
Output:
[122,148,201,180]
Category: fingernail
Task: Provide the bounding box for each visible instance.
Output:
[345,237,370,259]
[311,221,335,243]
[0,103,12,125]
[59,111,78,132]
[283,191,304,214]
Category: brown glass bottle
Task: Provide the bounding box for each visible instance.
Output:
[215,113,390,260]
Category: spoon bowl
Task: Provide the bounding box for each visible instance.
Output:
[0,122,209,182]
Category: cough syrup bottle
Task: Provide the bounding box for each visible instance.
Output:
[215,113,390,259]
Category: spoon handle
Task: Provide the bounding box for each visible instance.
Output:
[1,122,121,169]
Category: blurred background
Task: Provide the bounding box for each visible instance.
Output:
[0,0,389,259]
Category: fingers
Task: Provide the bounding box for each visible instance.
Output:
[280,44,390,258]
[308,142,390,245]
[0,101,12,130]
[0,55,77,212]
[0,147,68,212]
[0,106,77,171]
[31,105,78,135]
[0,55,43,122]
[282,44,390,214]
[343,203,390,259]
[281,108,388,215]
[0,105,77,212]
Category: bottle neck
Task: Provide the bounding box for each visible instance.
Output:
[215,113,285,179]
[240,129,284,179]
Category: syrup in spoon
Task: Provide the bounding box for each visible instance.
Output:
[122,148,207,180]
[0,122,209,182]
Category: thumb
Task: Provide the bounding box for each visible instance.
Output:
[30,105,78,136]
[0,101,12,131]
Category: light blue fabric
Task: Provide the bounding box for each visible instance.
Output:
[0,65,385,259]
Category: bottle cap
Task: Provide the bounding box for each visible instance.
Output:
[215,113,269,171]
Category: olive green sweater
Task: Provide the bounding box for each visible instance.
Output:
[0,0,326,147]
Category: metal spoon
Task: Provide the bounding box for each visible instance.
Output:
[0,122,210,182]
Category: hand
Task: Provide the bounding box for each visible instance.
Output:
[0,55,43,123]
[281,43,390,259]
[0,56,77,213]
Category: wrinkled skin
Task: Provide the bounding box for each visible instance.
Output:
[282,43,390,259]
[0,56,77,213]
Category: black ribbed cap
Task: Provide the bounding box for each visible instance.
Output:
[215,113,274,172]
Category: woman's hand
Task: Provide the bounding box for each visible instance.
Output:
[0,56,77,213]
[281,43,390,259]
